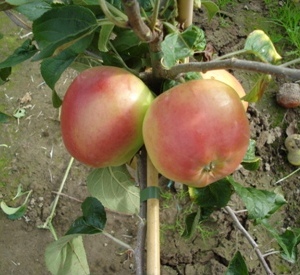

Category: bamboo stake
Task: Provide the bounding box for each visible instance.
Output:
[177,0,194,28]
[146,155,160,275]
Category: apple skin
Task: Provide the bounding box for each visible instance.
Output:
[143,79,250,188]
[201,69,248,110]
[61,66,154,167]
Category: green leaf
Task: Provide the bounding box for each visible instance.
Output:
[230,180,286,220]
[87,165,140,215]
[202,1,220,21]
[242,74,272,103]
[52,90,62,108]
[161,25,206,69]
[110,29,141,52]
[0,186,32,220]
[244,30,282,63]
[15,0,52,21]
[279,228,300,263]
[189,178,233,208]
[41,50,77,91]
[45,234,90,275]
[0,67,11,85]
[241,139,261,171]
[262,221,300,263]
[66,197,106,235]
[225,251,249,275]
[181,207,201,239]
[32,5,97,61]
[0,39,37,69]
[0,201,27,220]
[0,1,13,11]
[98,24,114,52]
[5,0,36,5]
[0,111,13,123]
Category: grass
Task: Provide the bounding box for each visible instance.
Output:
[216,0,237,9]
[264,0,300,57]
[160,188,216,243]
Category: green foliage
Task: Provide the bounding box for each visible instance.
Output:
[216,0,234,9]
[230,179,286,221]
[161,24,206,69]
[225,251,249,275]
[189,178,233,219]
[264,1,300,56]
[87,165,140,215]
[262,220,300,264]
[66,197,107,235]
[241,139,261,171]
[0,184,32,220]
[244,30,282,63]
[45,234,90,275]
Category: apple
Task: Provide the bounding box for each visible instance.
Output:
[60,66,154,167]
[143,79,250,188]
[201,69,248,110]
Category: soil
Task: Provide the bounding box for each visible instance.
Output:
[0,1,300,275]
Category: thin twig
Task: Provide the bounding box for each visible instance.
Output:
[274,167,300,185]
[224,206,274,275]
[103,230,134,252]
[39,157,75,240]
[149,0,160,31]
[164,58,300,81]
[51,191,83,203]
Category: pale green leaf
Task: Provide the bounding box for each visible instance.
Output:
[202,0,219,21]
[241,139,261,171]
[45,235,90,275]
[87,165,140,215]
[244,30,282,63]
[161,25,205,69]
[1,201,23,215]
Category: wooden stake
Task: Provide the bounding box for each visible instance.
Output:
[146,155,160,275]
[177,0,194,28]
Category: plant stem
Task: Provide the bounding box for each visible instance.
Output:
[224,206,274,275]
[274,167,300,185]
[99,0,128,28]
[39,157,74,240]
[213,49,249,60]
[150,0,160,31]
[280,57,300,68]
[121,0,158,42]
[146,155,160,275]
[164,59,300,81]
[102,230,134,252]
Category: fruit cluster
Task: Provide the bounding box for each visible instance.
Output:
[61,66,250,188]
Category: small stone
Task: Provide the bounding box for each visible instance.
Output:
[276,83,300,108]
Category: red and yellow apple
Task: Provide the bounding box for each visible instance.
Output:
[201,69,248,110]
[143,79,250,188]
[60,66,154,167]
